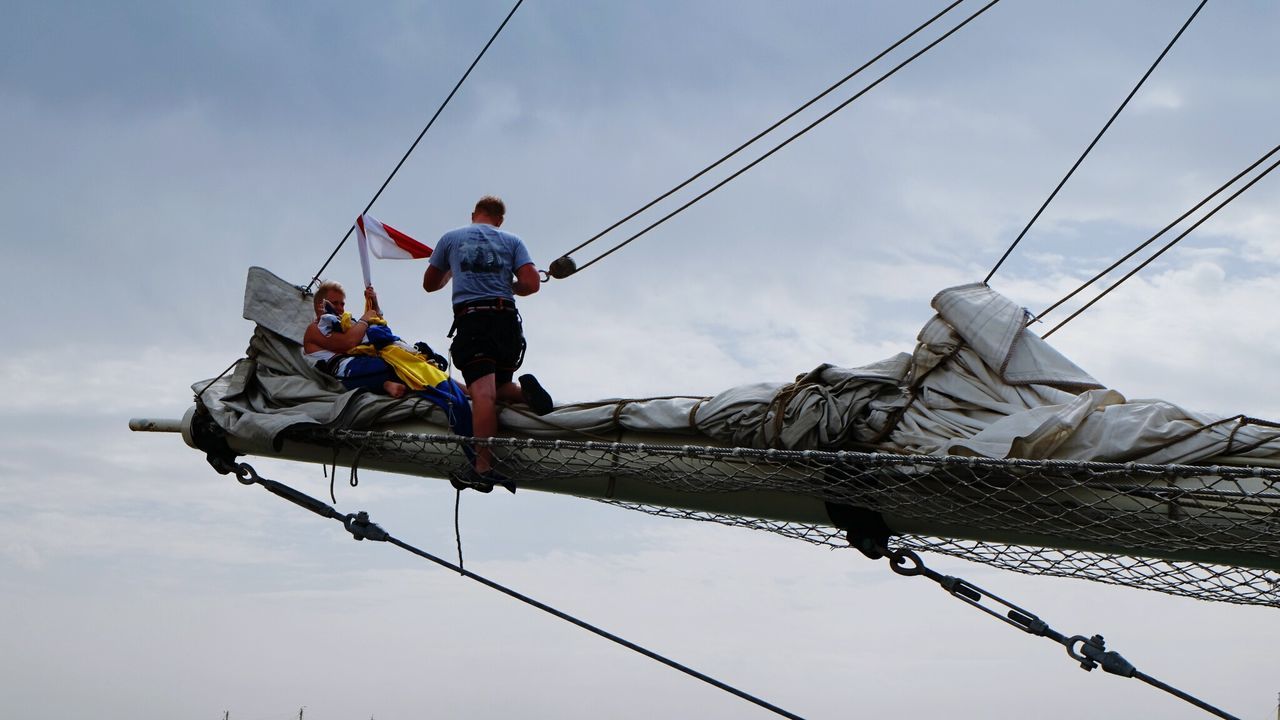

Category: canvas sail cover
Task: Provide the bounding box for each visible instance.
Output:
[198,267,1280,465]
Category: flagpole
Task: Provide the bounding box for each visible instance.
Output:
[356,216,373,289]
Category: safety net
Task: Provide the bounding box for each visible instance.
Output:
[285,426,1280,608]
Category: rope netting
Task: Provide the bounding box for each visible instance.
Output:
[286,427,1280,608]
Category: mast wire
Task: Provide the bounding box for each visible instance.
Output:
[1033,140,1280,327]
[984,0,1209,284]
[305,0,525,294]
[564,0,1004,278]
[871,544,1241,719]
[557,0,967,261]
[1042,149,1280,338]
[219,460,809,720]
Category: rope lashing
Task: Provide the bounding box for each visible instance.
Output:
[305,0,525,294]
[984,0,1210,283]
[550,0,1004,279]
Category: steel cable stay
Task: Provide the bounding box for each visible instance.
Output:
[984,0,1210,284]
[870,545,1241,720]
[547,0,1005,280]
[212,458,808,720]
[205,455,1247,719]
[1041,149,1280,339]
[552,0,968,265]
[1030,140,1280,329]
[305,0,525,294]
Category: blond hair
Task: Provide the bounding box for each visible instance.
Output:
[314,280,345,311]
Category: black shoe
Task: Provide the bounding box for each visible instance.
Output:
[482,469,517,494]
[449,466,493,493]
[414,341,450,372]
[519,374,554,416]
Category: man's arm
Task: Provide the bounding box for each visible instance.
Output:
[512,262,540,296]
[423,265,451,293]
[304,313,376,354]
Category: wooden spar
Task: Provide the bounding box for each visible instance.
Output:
[131,408,1280,574]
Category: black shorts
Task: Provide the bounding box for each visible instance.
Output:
[450,308,526,385]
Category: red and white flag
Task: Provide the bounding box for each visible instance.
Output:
[355,213,432,287]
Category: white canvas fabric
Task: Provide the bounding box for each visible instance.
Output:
[200,268,1280,466]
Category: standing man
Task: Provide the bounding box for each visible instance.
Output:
[424,195,554,487]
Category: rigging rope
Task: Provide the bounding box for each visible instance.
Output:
[984,0,1210,284]
[555,0,967,263]
[1032,140,1280,327]
[283,426,1280,607]
[1041,150,1280,338]
[212,459,808,720]
[871,545,1241,719]
[305,0,525,293]
[552,0,1004,279]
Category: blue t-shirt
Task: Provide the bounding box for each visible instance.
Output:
[429,223,534,305]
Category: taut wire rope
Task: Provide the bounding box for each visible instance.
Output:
[305,0,525,294]
[555,0,967,262]
[984,0,1209,283]
[1033,141,1280,326]
[1042,150,1280,338]
[217,460,808,720]
[871,545,1241,719]
[559,0,1005,278]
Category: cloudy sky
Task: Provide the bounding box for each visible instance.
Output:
[3,0,1279,718]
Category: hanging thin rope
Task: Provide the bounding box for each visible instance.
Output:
[218,460,808,720]
[305,0,525,294]
[454,489,465,573]
[556,0,967,262]
[560,0,1004,278]
[1042,151,1280,338]
[984,0,1209,284]
[1033,141,1280,326]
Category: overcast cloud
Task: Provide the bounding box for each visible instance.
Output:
[2,1,1278,718]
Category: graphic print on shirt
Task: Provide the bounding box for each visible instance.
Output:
[459,240,503,275]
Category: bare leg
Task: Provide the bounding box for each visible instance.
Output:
[382,381,408,398]
[496,381,523,403]
[469,374,498,473]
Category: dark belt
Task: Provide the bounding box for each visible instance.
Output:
[449,298,518,338]
[453,298,517,316]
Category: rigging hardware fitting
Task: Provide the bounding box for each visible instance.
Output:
[214,459,808,720]
[871,545,1242,720]
[547,256,578,280]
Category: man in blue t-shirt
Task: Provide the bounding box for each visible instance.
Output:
[423,195,554,490]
